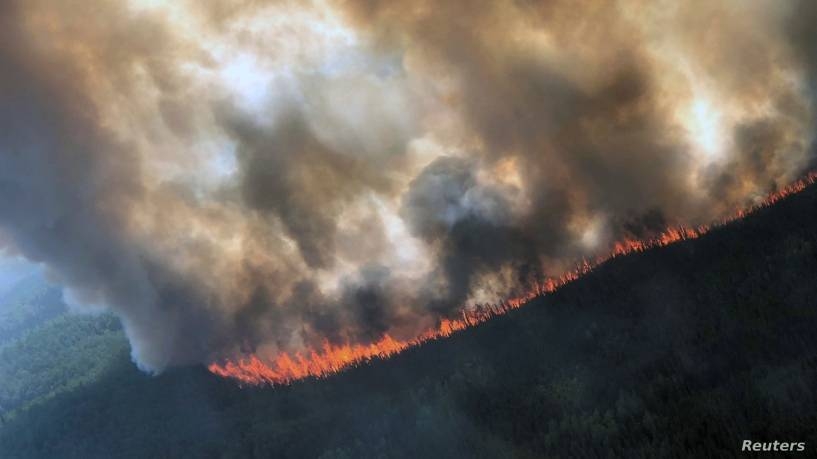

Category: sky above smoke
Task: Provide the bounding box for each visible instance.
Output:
[0,0,815,372]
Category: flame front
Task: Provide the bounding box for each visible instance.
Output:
[208,173,817,386]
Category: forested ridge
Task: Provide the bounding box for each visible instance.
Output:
[0,273,66,348]
[2,183,817,458]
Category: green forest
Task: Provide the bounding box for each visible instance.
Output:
[2,185,817,458]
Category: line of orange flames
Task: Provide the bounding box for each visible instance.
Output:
[208,172,817,386]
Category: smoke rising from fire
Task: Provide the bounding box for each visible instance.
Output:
[0,0,815,372]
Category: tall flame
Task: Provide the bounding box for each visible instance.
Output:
[208,173,817,386]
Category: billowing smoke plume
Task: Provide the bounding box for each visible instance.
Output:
[0,0,815,371]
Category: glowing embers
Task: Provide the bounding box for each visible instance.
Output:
[208,335,408,385]
[209,172,817,386]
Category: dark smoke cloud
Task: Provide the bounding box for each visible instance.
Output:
[0,0,815,371]
[402,156,542,312]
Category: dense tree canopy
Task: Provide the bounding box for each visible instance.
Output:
[1,185,817,458]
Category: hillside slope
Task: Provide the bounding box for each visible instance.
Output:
[0,272,66,347]
[0,313,126,416]
[2,183,817,458]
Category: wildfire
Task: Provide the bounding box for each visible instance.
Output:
[208,172,817,386]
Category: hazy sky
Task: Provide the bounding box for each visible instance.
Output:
[0,0,815,372]
[0,255,38,297]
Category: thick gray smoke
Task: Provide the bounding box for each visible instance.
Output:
[0,0,815,371]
